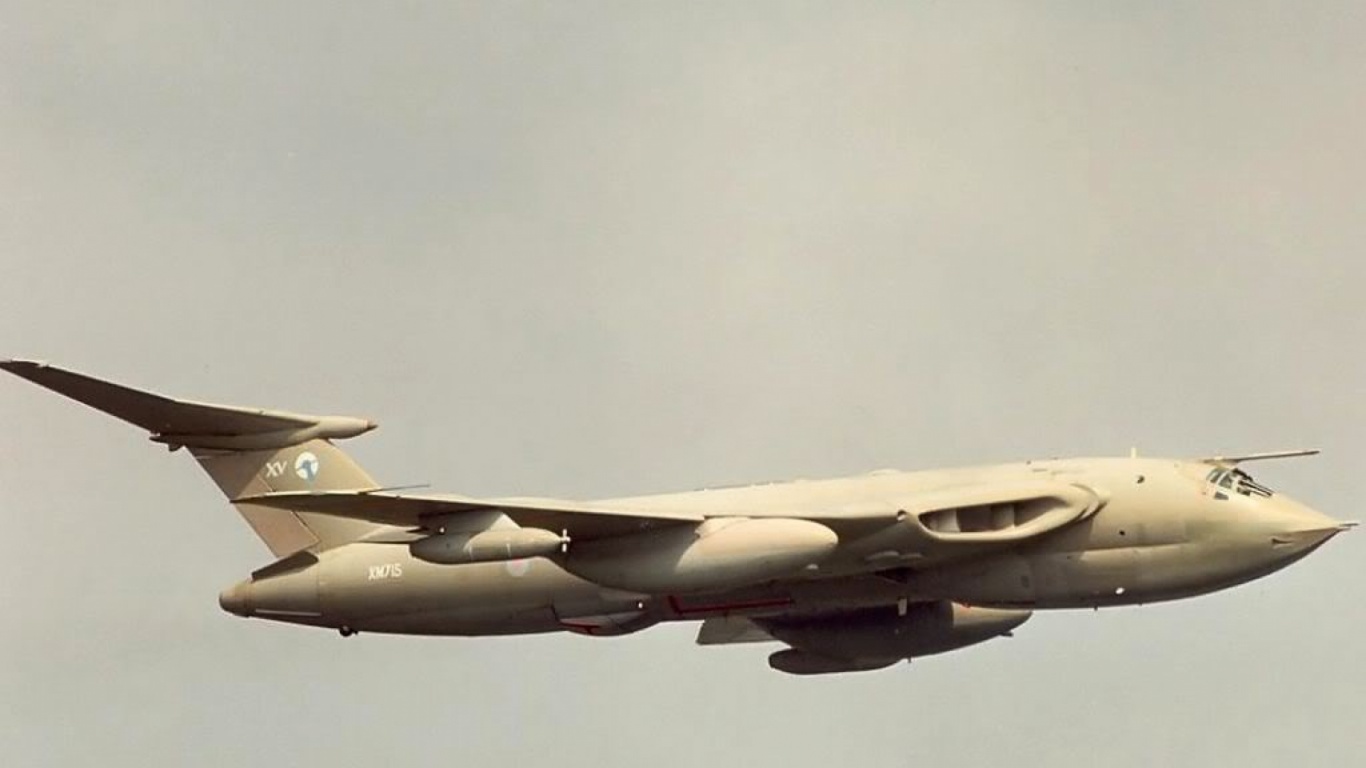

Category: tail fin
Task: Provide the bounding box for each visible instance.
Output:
[191,439,382,555]
[1,360,383,556]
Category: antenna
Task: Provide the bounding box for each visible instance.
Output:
[1202,449,1320,466]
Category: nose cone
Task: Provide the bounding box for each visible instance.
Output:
[1262,496,1349,564]
[1271,526,1347,554]
[218,580,252,617]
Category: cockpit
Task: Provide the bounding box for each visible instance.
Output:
[1207,467,1275,499]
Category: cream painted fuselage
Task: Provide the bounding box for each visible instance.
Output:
[221,457,1344,637]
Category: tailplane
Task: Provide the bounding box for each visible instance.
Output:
[1,360,383,556]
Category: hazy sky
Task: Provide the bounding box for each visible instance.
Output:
[2,3,1363,766]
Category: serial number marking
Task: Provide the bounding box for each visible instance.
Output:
[367,563,403,581]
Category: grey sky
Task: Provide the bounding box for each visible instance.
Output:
[2,3,1363,766]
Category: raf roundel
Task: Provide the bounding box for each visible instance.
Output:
[294,451,320,482]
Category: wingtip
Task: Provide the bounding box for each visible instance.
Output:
[0,359,49,370]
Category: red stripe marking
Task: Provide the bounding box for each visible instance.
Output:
[559,621,600,635]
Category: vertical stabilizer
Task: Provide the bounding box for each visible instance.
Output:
[193,440,382,555]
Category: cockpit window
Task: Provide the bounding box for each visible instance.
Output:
[1207,468,1274,498]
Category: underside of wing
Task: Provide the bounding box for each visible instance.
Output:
[752,601,1033,675]
[235,490,704,539]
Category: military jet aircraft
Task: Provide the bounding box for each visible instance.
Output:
[2,360,1352,674]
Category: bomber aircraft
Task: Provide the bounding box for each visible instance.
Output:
[1,360,1353,674]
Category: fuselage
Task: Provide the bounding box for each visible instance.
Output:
[220,456,1346,637]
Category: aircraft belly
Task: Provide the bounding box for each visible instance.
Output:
[1128,542,1280,603]
[913,547,1149,608]
[313,544,918,634]
[1027,540,1277,608]
[359,606,565,636]
[1029,548,1140,607]
[930,543,1262,609]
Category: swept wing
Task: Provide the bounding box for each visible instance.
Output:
[237,490,704,540]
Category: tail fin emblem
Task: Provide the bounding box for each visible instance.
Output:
[294,452,320,481]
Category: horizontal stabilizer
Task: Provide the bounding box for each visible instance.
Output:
[250,550,319,581]
[0,360,375,451]
[236,490,704,540]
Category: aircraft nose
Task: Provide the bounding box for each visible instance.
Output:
[1270,524,1351,555]
[218,580,253,617]
[1264,498,1350,557]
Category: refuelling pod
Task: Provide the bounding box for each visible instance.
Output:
[764,601,1031,671]
[768,650,899,676]
[410,527,566,565]
[565,517,839,594]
